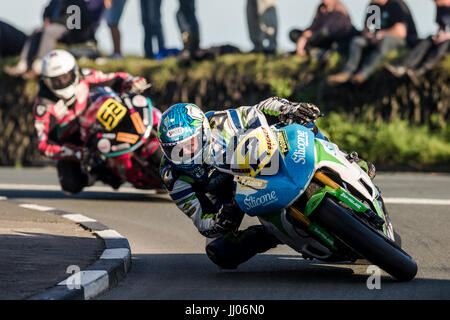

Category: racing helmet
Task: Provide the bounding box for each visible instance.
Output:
[157,103,212,170]
[41,50,80,100]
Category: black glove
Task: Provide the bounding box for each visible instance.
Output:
[280,102,322,126]
[214,202,245,234]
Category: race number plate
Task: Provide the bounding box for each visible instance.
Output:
[97,99,127,131]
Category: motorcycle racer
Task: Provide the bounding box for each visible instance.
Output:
[158,97,376,269]
[33,49,149,194]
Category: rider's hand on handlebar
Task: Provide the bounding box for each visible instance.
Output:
[129,77,150,94]
[281,102,322,126]
[214,203,245,234]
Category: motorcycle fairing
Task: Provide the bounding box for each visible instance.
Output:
[235,124,316,216]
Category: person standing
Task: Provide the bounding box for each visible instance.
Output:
[247,0,278,54]
[140,0,165,59]
[0,20,27,58]
[104,0,127,59]
[177,0,200,57]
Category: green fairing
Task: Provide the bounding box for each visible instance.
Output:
[372,199,387,234]
[305,186,370,217]
[258,211,288,236]
[314,140,344,166]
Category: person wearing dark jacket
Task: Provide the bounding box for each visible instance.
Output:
[327,0,417,84]
[289,0,356,56]
[4,0,92,79]
[0,20,27,58]
[385,0,450,84]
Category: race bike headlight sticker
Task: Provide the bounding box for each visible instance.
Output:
[97,99,127,131]
[233,126,279,177]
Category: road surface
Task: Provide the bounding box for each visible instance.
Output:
[0,168,449,299]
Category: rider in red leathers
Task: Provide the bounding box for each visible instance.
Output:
[33,49,149,193]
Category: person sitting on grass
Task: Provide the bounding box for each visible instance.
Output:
[327,0,417,85]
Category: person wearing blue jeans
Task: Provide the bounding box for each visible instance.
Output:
[104,0,127,59]
[177,0,200,57]
[140,0,165,59]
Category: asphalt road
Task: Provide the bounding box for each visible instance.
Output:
[0,168,449,300]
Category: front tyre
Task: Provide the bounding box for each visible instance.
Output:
[312,196,417,281]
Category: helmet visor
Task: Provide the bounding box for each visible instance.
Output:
[161,131,205,165]
[44,69,77,90]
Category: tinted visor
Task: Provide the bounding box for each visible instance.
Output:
[162,131,204,165]
[45,69,77,90]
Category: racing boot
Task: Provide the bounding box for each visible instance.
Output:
[346,151,376,180]
[205,225,282,270]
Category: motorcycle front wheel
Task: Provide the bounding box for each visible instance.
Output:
[312,196,417,281]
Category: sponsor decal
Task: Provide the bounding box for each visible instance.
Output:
[116,132,140,144]
[97,138,111,154]
[340,191,362,210]
[130,112,146,134]
[132,95,148,108]
[291,130,309,164]
[261,127,272,151]
[167,127,185,139]
[232,168,251,174]
[97,99,127,131]
[234,176,268,190]
[100,133,116,139]
[275,129,290,156]
[111,143,131,152]
[244,191,278,210]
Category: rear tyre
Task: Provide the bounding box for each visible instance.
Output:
[312,196,417,281]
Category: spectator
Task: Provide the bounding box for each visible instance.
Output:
[385,0,450,84]
[327,0,417,84]
[177,0,200,57]
[3,0,92,79]
[104,0,127,59]
[0,20,27,58]
[289,0,356,57]
[247,0,278,54]
[140,0,165,59]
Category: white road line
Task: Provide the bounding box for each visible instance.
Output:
[1,183,449,205]
[0,183,157,194]
[19,203,55,211]
[384,198,450,205]
[0,196,7,200]
[95,229,125,239]
[62,214,97,223]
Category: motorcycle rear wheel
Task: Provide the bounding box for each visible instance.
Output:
[312,196,417,281]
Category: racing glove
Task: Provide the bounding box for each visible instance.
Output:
[279,101,322,126]
[257,97,322,126]
[214,201,245,234]
[128,77,150,94]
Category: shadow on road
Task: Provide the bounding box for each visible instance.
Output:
[99,253,450,300]
[0,189,172,203]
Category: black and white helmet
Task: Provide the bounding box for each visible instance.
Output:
[41,50,80,100]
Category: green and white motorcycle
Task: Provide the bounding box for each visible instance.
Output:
[232,123,418,281]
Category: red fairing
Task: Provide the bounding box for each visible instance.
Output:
[33,69,139,160]
[105,107,163,188]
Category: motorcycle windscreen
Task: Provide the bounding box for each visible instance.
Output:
[92,95,153,157]
[235,124,316,217]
